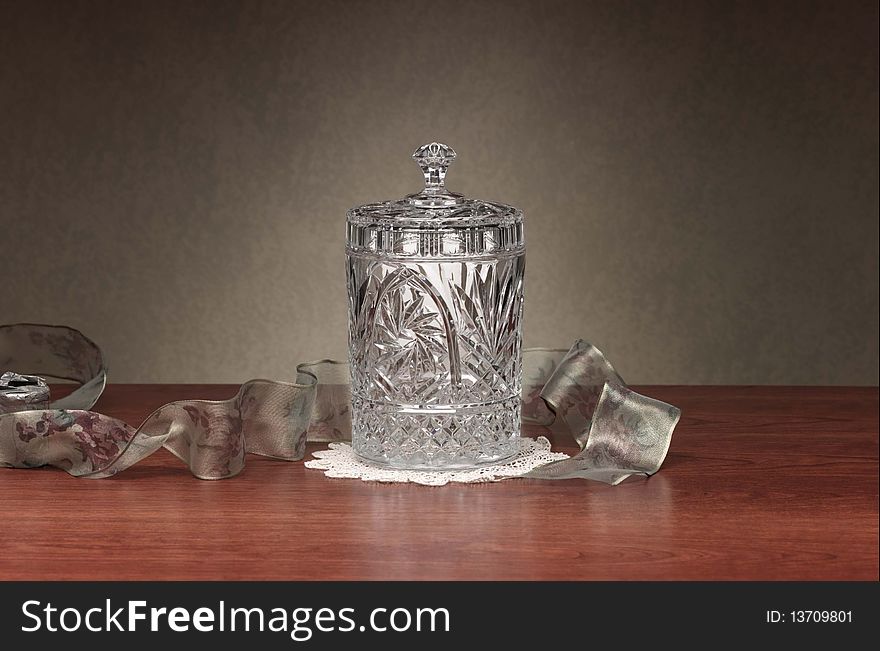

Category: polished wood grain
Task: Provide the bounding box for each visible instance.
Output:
[0,385,876,580]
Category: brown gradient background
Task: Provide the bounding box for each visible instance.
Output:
[2,0,877,384]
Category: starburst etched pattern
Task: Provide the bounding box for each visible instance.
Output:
[347,253,525,468]
[450,256,524,403]
[371,288,449,404]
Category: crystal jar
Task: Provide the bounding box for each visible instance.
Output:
[346,142,525,468]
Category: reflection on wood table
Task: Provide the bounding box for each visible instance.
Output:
[0,385,876,580]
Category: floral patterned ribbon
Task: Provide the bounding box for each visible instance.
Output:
[0,323,679,484]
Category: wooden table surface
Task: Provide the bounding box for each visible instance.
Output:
[0,385,876,580]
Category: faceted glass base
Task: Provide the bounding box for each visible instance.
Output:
[352,396,521,469]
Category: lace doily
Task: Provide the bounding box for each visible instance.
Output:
[305,436,569,486]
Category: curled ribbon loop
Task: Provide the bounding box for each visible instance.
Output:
[0,324,679,483]
[0,377,318,480]
[0,323,106,411]
[522,341,680,485]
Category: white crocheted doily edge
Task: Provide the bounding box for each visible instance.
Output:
[305,436,568,486]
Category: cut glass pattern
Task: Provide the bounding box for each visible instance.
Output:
[346,143,525,469]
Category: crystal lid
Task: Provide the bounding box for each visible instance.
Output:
[346,142,524,258]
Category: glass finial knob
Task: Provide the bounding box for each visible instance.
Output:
[413,142,456,192]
